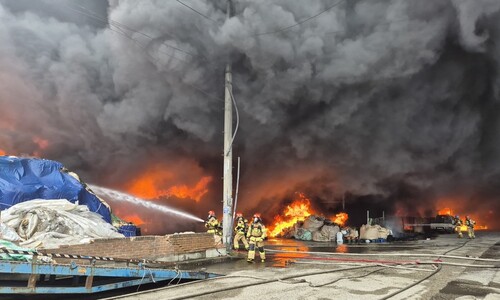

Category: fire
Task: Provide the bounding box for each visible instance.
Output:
[331,212,348,227]
[268,193,348,237]
[437,208,452,216]
[127,166,212,202]
[0,149,5,156]
[121,214,145,226]
[33,137,49,150]
[166,176,212,201]
[436,204,488,231]
[268,193,313,237]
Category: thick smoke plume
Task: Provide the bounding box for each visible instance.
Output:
[1,0,499,232]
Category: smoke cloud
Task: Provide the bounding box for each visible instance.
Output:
[1,0,499,232]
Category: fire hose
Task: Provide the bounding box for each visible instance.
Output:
[107,240,495,299]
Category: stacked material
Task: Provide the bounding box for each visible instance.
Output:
[359,224,391,240]
[1,199,123,249]
[0,156,111,222]
[288,215,340,242]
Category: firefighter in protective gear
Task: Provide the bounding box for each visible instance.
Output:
[247,213,266,263]
[465,216,476,239]
[233,213,249,250]
[205,211,222,236]
[453,215,463,238]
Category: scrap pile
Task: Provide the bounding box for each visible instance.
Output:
[359,224,392,242]
[1,199,123,249]
[0,157,123,251]
[281,215,340,242]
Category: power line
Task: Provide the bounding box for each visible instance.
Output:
[61,3,224,103]
[176,0,220,24]
[253,0,347,37]
[324,18,413,35]
[69,4,204,61]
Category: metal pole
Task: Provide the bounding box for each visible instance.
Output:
[367,210,369,225]
[230,157,241,249]
[232,157,241,221]
[222,0,233,252]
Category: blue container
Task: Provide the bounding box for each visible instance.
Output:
[118,224,137,237]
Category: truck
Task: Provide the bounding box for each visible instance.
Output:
[430,214,455,233]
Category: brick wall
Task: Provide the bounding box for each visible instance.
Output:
[43,233,222,261]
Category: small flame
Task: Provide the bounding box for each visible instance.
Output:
[33,137,49,150]
[331,212,348,227]
[437,208,452,216]
[0,149,5,156]
[121,214,145,226]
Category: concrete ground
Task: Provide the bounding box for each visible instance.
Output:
[106,232,500,300]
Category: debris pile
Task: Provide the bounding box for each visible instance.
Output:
[281,215,340,242]
[0,156,112,222]
[359,224,392,241]
[1,199,123,249]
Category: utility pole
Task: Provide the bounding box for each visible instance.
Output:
[222,0,233,252]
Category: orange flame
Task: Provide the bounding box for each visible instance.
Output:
[268,193,349,237]
[437,208,452,216]
[0,149,5,156]
[127,167,212,202]
[331,212,348,227]
[33,137,49,150]
[436,203,488,231]
[268,193,313,237]
[121,214,145,226]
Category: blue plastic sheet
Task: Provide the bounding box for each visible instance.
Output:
[0,156,111,223]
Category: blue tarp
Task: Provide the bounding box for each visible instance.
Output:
[0,156,111,223]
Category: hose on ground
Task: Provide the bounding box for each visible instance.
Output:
[378,265,442,300]
[379,235,471,299]
[266,246,499,262]
[166,265,384,300]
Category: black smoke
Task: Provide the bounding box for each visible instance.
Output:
[1,0,499,230]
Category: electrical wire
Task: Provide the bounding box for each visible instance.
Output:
[253,0,346,37]
[324,18,413,35]
[69,3,203,60]
[225,82,240,156]
[176,0,220,24]
[64,3,227,104]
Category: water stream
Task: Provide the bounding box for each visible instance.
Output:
[88,185,204,223]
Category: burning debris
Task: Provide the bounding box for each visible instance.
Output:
[268,193,349,242]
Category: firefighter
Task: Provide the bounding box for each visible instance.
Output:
[247,213,266,263]
[205,211,222,235]
[453,215,463,238]
[233,213,249,250]
[465,216,476,239]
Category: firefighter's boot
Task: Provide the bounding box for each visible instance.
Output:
[259,246,266,262]
[247,243,256,262]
